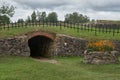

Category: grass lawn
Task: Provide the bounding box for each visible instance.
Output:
[0,56,120,80]
[0,26,120,40]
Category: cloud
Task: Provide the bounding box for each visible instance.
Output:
[12,0,69,9]
[0,0,120,21]
[88,0,120,12]
[12,0,120,12]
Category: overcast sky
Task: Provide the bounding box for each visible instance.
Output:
[1,0,120,21]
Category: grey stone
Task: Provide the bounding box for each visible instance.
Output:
[83,51,120,64]
[54,34,87,56]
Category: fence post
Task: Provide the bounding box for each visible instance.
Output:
[46,20,49,27]
[109,24,111,34]
[77,23,79,33]
[73,22,76,29]
[105,24,108,33]
[80,23,83,30]
[7,23,9,30]
[3,22,5,30]
[18,22,19,28]
[0,22,2,30]
[60,21,62,30]
[94,24,97,36]
[43,20,44,28]
[117,24,119,34]
[12,22,14,28]
[56,21,57,27]
[102,24,105,33]
[112,24,116,36]
[71,22,72,28]
[87,24,89,32]
[91,24,93,32]
[63,21,65,28]
[113,29,115,36]
[84,24,86,31]
[38,20,40,26]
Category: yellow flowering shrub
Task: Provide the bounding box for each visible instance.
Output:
[87,40,114,52]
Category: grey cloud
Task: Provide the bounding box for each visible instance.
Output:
[12,0,120,12]
[92,6,120,12]
[12,0,68,9]
[88,1,120,12]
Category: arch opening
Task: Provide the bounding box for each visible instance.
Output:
[28,36,53,58]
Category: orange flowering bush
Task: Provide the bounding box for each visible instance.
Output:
[87,40,114,52]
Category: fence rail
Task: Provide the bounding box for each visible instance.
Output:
[0,21,120,36]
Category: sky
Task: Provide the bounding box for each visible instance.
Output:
[0,0,120,21]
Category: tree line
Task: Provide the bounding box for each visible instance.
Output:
[20,11,90,23]
[0,4,90,24]
[24,11,58,23]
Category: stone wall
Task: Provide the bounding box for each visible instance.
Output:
[0,32,120,57]
[0,35,30,56]
[0,31,56,57]
[54,34,87,56]
[113,41,120,52]
[83,51,119,64]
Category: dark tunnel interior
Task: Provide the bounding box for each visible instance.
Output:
[28,36,53,58]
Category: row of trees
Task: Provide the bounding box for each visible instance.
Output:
[25,11,58,23]
[0,4,90,23]
[24,11,90,23]
[65,12,90,23]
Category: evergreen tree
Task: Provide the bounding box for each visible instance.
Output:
[26,16,31,22]
[40,12,47,22]
[31,11,36,22]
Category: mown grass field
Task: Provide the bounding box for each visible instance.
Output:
[0,56,120,80]
[0,25,120,40]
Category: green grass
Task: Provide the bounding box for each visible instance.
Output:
[0,56,120,80]
[0,26,120,40]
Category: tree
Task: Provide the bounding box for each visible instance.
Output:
[31,11,36,22]
[17,19,24,23]
[37,11,47,22]
[65,12,80,23]
[40,12,47,22]
[36,11,41,21]
[47,12,58,22]
[0,15,10,23]
[0,3,15,23]
[64,12,90,23]
[91,19,96,23]
[72,12,79,23]
[26,16,31,22]
[81,15,89,23]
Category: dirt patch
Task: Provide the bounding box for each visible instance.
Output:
[33,57,58,64]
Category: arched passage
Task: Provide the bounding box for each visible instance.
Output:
[28,36,54,58]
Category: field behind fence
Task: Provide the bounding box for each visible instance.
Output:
[0,21,120,39]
